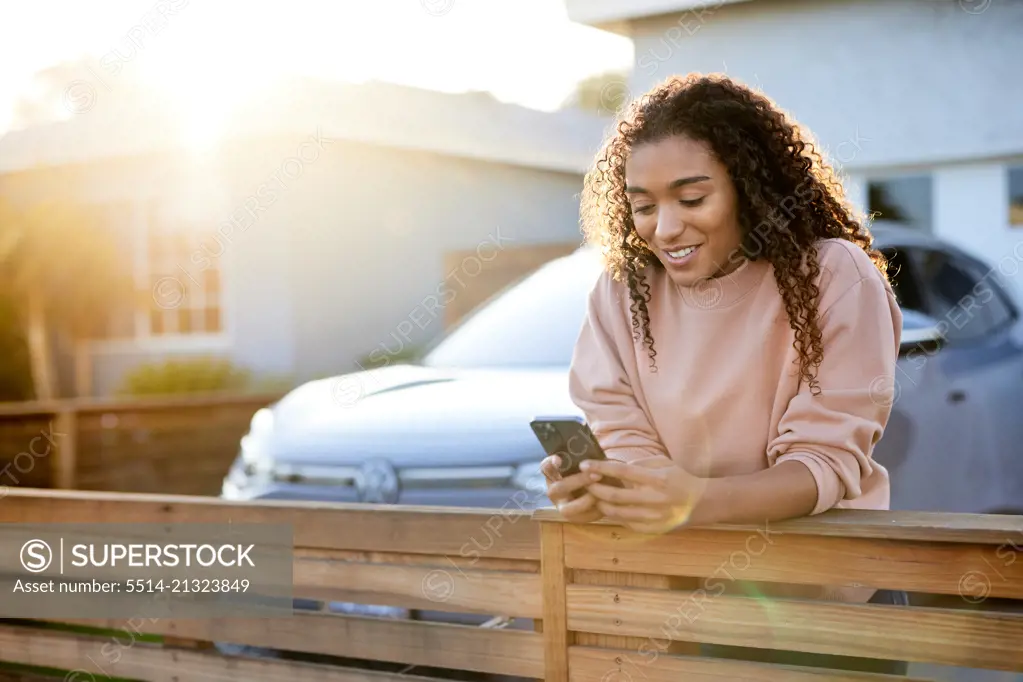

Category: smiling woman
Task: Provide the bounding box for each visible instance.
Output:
[542,73,909,674]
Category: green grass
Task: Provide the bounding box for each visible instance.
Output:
[0,620,163,681]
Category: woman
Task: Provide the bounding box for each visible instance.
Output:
[541,73,907,674]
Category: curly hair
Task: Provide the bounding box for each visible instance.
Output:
[580,73,888,394]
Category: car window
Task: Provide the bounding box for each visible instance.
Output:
[422,248,602,368]
[900,308,939,331]
[881,247,926,313]
[915,248,1016,343]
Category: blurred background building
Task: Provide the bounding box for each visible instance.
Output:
[0,80,606,395]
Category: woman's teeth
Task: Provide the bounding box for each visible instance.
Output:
[668,246,697,258]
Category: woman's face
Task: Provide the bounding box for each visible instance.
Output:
[624,134,744,288]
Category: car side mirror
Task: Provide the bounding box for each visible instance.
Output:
[899,322,944,357]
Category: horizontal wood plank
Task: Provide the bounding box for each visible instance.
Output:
[0,392,281,417]
[567,645,931,681]
[572,570,701,655]
[76,412,261,435]
[294,552,542,617]
[0,623,452,681]
[566,584,1023,671]
[0,488,539,560]
[296,548,538,572]
[562,524,1023,599]
[41,611,543,677]
[533,509,1023,545]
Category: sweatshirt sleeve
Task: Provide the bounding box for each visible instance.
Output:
[568,274,671,463]
[768,270,902,515]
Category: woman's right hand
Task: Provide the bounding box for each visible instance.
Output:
[541,455,604,523]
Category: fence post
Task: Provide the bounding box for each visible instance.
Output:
[51,408,77,489]
[540,516,702,681]
[540,521,569,682]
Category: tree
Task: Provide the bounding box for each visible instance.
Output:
[1,57,143,399]
[0,198,133,399]
[8,56,151,130]
[561,71,633,116]
[0,293,33,401]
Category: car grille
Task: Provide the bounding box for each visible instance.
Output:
[270,463,518,490]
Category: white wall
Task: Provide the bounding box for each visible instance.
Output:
[843,173,869,218]
[280,139,587,384]
[629,0,1023,171]
[934,162,1023,296]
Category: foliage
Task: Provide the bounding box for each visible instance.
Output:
[355,344,425,369]
[9,56,152,129]
[117,357,252,396]
[0,197,135,398]
[562,71,632,116]
[0,198,134,338]
[116,356,294,396]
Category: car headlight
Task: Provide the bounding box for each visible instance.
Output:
[240,408,276,475]
[512,462,548,494]
[240,438,274,476]
[249,407,275,435]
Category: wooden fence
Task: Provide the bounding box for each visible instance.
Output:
[0,487,1020,681]
[0,392,280,496]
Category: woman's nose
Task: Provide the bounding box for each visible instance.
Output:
[656,208,688,243]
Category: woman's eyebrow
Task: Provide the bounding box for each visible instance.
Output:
[624,175,712,194]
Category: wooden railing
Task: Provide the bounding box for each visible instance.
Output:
[0,488,1020,681]
[0,392,280,495]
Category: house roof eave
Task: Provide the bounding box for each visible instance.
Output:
[0,81,614,176]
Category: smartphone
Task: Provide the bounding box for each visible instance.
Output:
[529,416,625,489]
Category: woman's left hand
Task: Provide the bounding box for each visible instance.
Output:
[580,456,710,534]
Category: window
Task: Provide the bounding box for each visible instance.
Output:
[867,174,933,230]
[916,249,1015,343]
[92,201,225,343]
[1009,165,1023,226]
[143,209,224,337]
[881,247,926,313]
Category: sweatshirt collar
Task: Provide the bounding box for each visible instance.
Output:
[673,257,771,309]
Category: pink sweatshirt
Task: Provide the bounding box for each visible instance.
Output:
[569,238,902,601]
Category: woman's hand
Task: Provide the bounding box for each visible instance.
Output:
[541,455,604,523]
[581,456,710,534]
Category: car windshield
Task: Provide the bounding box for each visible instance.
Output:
[422,247,603,369]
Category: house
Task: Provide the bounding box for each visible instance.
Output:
[565,0,1023,291]
[0,79,611,396]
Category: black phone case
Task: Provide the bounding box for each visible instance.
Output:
[530,417,604,476]
[529,417,624,489]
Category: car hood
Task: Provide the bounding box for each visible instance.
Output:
[259,364,580,467]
